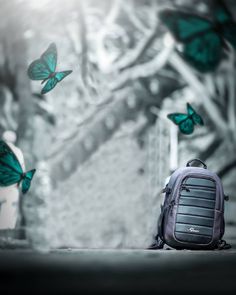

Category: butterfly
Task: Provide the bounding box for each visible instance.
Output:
[0,140,36,194]
[27,43,72,94]
[167,103,204,134]
[159,0,236,72]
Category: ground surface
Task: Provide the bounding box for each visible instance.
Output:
[0,225,236,294]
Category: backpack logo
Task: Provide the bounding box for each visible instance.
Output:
[189,227,199,233]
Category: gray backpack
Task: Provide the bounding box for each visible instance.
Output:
[149,159,230,250]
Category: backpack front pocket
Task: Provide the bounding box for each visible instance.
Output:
[174,177,217,245]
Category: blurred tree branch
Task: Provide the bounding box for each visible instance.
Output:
[0,85,17,131]
[112,1,159,72]
[197,137,222,162]
[218,159,236,179]
[77,0,88,86]
[50,76,181,183]
[123,1,150,34]
[226,50,236,141]
[110,44,175,91]
[112,21,159,72]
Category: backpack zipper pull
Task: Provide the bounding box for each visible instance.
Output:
[162,187,172,194]
[181,185,190,192]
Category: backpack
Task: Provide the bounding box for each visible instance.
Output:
[149,159,230,250]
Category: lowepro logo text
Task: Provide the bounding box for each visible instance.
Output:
[189,227,200,233]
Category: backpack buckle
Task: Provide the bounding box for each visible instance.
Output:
[224,195,229,201]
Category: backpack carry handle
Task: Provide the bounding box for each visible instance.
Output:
[186,159,207,169]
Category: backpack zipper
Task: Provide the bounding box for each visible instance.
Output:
[181,184,216,192]
[169,200,175,216]
[181,175,216,193]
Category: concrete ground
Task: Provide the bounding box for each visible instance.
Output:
[0,225,236,294]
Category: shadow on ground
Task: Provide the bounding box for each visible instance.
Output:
[1,229,236,294]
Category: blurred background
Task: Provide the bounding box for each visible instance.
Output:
[0,0,236,250]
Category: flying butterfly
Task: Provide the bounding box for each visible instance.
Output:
[159,0,236,72]
[0,140,36,194]
[167,103,204,135]
[28,43,72,94]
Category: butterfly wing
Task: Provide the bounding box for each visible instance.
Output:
[159,9,223,72]
[167,113,189,125]
[192,113,204,126]
[210,0,236,49]
[179,118,194,134]
[186,103,195,115]
[22,169,36,194]
[187,103,204,126]
[0,141,23,187]
[28,60,52,81]
[55,70,72,82]
[211,0,233,24]
[27,43,57,81]
[41,70,72,94]
[167,112,194,134]
[183,31,222,72]
[41,43,57,73]
[41,77,58,94]
[0,159,22,186]
[159,10,213,42]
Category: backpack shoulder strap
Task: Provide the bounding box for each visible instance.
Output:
[217,239,231,250]
[147,202,166,250]
[147,235,165,250]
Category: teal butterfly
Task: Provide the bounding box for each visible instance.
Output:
[28,43,72,94]
[167,103,204,134]
[159,0,236,72]
[0,140,36,194]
